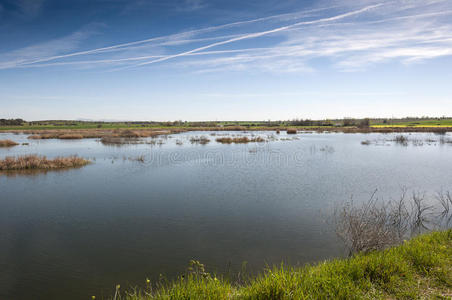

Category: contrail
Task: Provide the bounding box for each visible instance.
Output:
[130,3,384,68]
[11,5,339,68]
[14,49,261,68]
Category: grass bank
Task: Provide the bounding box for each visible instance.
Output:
[112,230,452,300]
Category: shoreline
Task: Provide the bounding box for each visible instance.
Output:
[110,230,452,300]
[0,126,451,138]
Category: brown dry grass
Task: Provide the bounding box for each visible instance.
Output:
[5,126,451,140]
[286,128,297,134]
[0,155,90,170]
[25,129,173,140]
[190,136,211,145]
[58,134,84,139]
[100,136,141,145]
[0,139,19,147]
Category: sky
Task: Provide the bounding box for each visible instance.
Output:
[0,0,451,121]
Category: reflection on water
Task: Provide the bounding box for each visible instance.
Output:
[0,168,81,177]
[1,131,452,300]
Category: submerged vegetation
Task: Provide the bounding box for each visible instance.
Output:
[0,139,19,147]
[111,230,452,300]
[361,134,452,147]
[0,155,90,171]
[334,189,452,255]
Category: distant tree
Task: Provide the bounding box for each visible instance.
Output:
[0,118,25,126]
[358,118,370,128]
[343,118,355,127]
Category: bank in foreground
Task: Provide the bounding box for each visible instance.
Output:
[112,230,451,299]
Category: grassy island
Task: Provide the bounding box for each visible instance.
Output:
[0,155,90,171]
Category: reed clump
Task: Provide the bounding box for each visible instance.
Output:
[100,136,141,145]
[26,129,172,140]
[215,137,266,144]
[0,155,90,170]
[58,134,84,139]
[0,139,19,147]
[190,136,210,145]
[394,135,409,145]
[335,188,452,256]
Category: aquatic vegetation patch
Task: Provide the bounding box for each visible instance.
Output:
[0,139,19,147]
[215,136,266,144]
[26,129,174,140]
[190,136,211,145]
[0,155,90,171]
[58,134,84,139]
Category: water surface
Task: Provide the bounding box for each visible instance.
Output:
[1,131,452,299]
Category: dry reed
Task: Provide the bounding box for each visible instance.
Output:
[0,155,90,170]
[215,137,266,144]
[0,139,19,147]
[190,136,211,145]
[58,134,84,139]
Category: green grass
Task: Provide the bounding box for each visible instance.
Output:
[372,119,452,127]
[111,230,452,300]
[2,118,452,131]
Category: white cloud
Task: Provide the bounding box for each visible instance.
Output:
[181,0,206,11]
[0,24,100,70]
[1,0,452,73]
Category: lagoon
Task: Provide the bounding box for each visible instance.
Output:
[1,131,452,300]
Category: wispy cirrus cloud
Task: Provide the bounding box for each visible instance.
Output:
[1,0,452,73]
[180,0,206,11]
[0,24,101,69]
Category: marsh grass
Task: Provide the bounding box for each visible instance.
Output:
[440,136,452,144]
[216,137,266,144]
[26,129,172,140]
[0,139,19,147]
[0,155,90,170]
[112,230,452,300]
[393,135,409,145]
[190,136,211,145]
[58,134,84,139]
[100,136,142,145]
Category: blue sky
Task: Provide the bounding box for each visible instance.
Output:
[0,0,451,121]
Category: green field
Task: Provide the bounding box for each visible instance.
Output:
[372,119,452,127]
[110,230,452,300]
[1,118,452,131]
